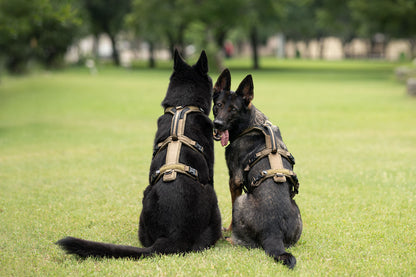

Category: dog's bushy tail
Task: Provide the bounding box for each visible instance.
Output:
[263,239,297,269]
[56,237,152,259]
[271,252,296,269]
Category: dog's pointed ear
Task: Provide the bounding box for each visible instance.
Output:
[214,68,231,95]
[173,49,187,72]
[194,50,208,74]
[236,74,254,106]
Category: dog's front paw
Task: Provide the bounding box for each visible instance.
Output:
[225,237,235,245]
[221,226,232,242]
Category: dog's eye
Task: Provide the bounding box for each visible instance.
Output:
[231,107,238,112]
[216,103,223,108]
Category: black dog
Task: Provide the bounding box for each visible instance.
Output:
[57,50,222,259]
[212,69,302,269]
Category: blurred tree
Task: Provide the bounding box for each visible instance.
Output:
[280,0,316,58]
[197,0,243,71]
[349,0,416,58]
[82,0,131,66]
[126,0,160,68]
[314,0,357,58]
[239,0,283,69]
[127,0,197,67]
[0,0,81,73]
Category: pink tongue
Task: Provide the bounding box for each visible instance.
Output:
[221,130,229,147]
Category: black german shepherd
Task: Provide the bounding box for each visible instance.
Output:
[57,50,222,259]
[212,69,302,269]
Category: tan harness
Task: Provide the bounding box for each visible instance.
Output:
[151,106,205,184]
[241,121,299,198]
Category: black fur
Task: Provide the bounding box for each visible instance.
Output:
[212,69,302,269]
[57,50,222,259]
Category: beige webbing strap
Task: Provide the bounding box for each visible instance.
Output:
[251,168,295,187]
[164,107,186,181]
[156,135,203,155]
[152,163,198,184]
[268,153,286,182]
[163,140,181,181]
[263,121,287,182]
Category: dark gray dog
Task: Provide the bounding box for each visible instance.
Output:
[212,69,302,269]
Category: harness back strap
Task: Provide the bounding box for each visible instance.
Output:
[151,106,203,184]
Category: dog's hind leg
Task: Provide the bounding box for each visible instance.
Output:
[226,177,243,231]
[261,236,297,269]
[192,203,222,251]
[149,237,193,255]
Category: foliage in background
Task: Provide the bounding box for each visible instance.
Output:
[82,0,131,66]
[126,0,197,67]
[1,0,416,73]
[349,0,416,55]
[0,0,81,73]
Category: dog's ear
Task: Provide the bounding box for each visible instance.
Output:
[214,68,231,95]
[194,50,208,74]
[236,74,254,105]
[173,49,187,72]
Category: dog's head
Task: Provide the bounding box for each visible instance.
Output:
[212,68,254,146]
[162,49,212,115]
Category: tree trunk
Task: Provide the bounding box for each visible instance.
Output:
[108,33,120,66]
[167,32,184,60]
[177,24,186,59]
[167,33,175,60]
[318,37,325,59]
[148,41,155,68]
[250,26,259,70]
[215,30,226,54]
[409,38,416,59]
[92,33,99,59]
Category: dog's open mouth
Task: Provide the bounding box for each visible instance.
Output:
[213,129,229,147]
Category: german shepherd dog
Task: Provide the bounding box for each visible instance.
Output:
[57,50,222,259]
[212,69,302,269]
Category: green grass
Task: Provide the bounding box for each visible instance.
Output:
[1,59,415,276]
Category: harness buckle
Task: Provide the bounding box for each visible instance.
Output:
[188,167,198,177]
[194,143,203,153]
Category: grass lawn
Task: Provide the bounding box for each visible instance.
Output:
[1,58,415,276]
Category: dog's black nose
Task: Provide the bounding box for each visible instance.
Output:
[213,119,225,130]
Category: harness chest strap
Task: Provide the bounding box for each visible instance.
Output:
[154,134,204,157]
[251,169,299,196]
[151,163,198,185]
[151,106,203,184]
[244,147,294,171]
